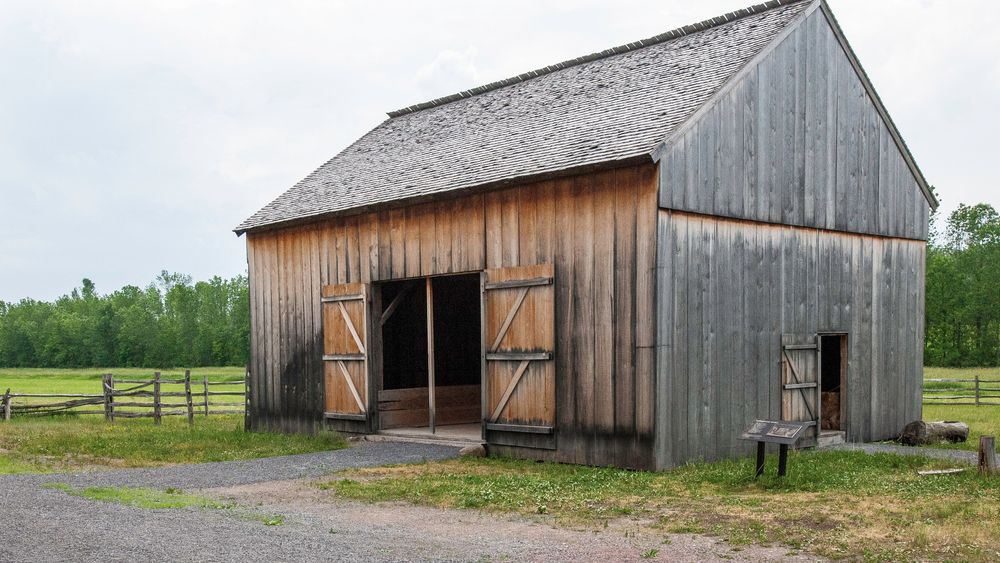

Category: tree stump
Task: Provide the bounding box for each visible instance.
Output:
[899,420,969,446]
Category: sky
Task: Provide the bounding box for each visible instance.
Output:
[1,0,997,302]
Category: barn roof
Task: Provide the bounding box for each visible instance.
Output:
[236,0,816,234]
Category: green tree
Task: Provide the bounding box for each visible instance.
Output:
[0,272,250,368]
[925,203,1000,366]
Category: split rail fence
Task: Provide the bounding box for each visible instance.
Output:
[1,370,248,425]
[923,376,1000,406]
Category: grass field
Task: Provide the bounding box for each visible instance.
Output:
[0,367,247,416]
[0,415,345,474]
[0,367,244,400]
[923,366,1000,408]
[323,451,1000,561]
[920,367,1000,450]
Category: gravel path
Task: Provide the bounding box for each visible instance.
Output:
[0,440,460,490]
[0,441,821,562]
[826,442,978,464]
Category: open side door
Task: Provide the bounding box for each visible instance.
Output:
[482,264,555,448]
[780,333,820,445]
[322,283,370,430]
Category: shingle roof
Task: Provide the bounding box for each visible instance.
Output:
[236,0,812,234]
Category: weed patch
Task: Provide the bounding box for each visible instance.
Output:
[45,483,226,510]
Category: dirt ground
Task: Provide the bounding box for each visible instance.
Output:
[1,442,822,562]
[204,478,820,562]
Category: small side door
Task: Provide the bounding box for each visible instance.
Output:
[482,264,555,447]
[780,333,820,445]
[321,283,370,430]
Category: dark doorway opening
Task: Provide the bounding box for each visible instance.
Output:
[820,334,847,431]
[377,273,482,437]
[381,280,427,391]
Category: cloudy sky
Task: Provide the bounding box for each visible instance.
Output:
[1,0,997,302]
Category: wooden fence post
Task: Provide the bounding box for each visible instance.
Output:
[203,376,209,416]
[184,369,194,427]
[975,375,981,406]
[980,435,997,476]
[2,388,11,421]
[102,374,114,422]
[153,371,162,425]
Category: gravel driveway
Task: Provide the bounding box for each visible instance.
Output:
[0,441,817,562]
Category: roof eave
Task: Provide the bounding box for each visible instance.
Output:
[234,154,654,237]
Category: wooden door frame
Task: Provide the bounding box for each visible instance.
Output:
[818,331,849,433]
[372,271,487,434]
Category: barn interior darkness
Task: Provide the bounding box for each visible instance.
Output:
[820,334,845,431]
[379,274,481,421]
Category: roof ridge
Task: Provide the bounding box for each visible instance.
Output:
[386,0,810,118]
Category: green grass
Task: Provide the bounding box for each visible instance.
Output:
[923,404,1000,451]
[923,366,1000,380]
[322,452,1000,561]
[44,482,227,509]
[921,366,1000,451]
[923,366,1000,404]
[0,454,51,474]
[43,482,289,526]
[0,415,346,473]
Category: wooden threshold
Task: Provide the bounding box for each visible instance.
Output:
[324,412,367,421]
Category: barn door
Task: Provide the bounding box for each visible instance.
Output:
[321,283,370,422]
[482,264,555,435]
[781,334,820,444]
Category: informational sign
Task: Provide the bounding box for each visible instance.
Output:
[740,419,810,446]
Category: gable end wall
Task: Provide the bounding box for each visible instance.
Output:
[656,6,930,241]
[652,7,928,468]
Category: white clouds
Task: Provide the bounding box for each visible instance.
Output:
[415,47,482,100]
[0,0,997,301]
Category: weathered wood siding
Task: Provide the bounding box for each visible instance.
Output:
[654,210,925,469]
[246,163,659,469]
[656,7,930,241]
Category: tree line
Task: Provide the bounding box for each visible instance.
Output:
[925,203,1000,367]
[0,272,249,368]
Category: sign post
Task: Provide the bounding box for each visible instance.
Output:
[740,420,811,478]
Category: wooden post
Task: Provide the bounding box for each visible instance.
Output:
[184,370,194,427]
[2,388,11,421]
[755,442,766,477]
[153,371,162,425]
[203,376,209,416]
[975,375,981,407]
[426,277,436,434]
[109,375,116,421]
[778,444,789,477]
[979,435,997,475]
[102,374,113,422]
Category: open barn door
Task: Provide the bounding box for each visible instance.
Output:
[482,264,555,446]
[321,283,370,428]
[781,334,820,445]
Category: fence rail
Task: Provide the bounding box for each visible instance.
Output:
[1,370,248,425]
[923,376,1000,406]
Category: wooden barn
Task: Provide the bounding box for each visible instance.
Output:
[236,0,936,470]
